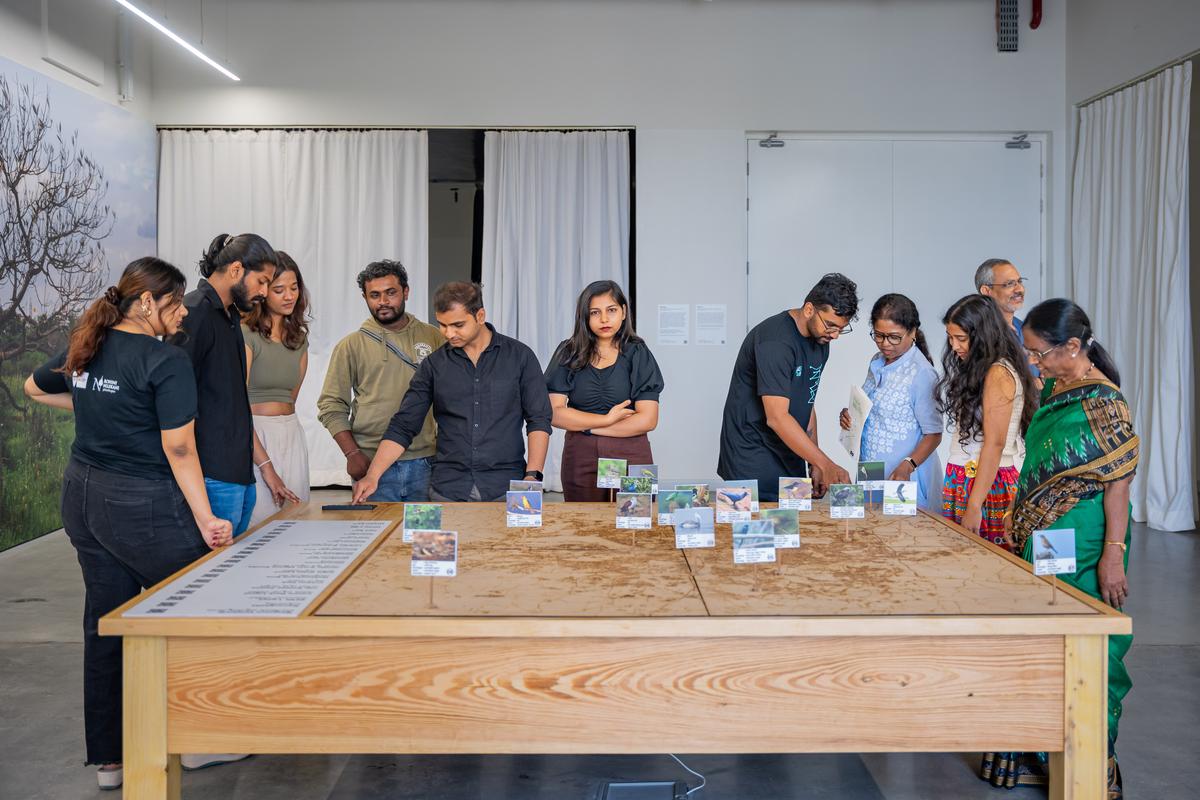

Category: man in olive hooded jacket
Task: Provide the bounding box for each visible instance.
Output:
[317,260,444,500]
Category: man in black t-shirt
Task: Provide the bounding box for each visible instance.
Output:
[718,273,859,501]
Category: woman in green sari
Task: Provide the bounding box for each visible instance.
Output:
[991,299,1138,798]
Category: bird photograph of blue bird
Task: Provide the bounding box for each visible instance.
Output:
[716,487,752,513]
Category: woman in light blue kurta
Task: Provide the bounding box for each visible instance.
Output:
[841,294,943,509]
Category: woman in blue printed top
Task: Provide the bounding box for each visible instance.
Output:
[839,293,943,510]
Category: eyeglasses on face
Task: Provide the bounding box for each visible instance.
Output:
[816,313,852,335]
[987,277,1028,291]
[1024,343,1061,362]
[869,329,908,346]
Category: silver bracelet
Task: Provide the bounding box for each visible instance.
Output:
[255,458,272,469]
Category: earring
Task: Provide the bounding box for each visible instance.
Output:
[1072,352,1077,358]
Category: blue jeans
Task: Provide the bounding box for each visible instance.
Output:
[370,457,432,502]
[203,478,257,536]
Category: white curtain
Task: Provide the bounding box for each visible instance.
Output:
[482,130,630,492]
[158,128,429,486]
[1071,62,1193,531]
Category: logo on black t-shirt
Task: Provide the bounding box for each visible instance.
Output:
[90,375,120,394]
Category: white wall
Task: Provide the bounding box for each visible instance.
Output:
[1066,0,1200,105]
[0,0,154,117]
[145,0,1070,481]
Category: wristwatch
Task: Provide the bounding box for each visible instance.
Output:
[524,470,544,482]
[903,457,919,469]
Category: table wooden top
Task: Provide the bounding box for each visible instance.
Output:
[101,500,1131,638]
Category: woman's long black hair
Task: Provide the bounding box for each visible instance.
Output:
[1023,298,1121,386]
[935,294,1039,445]
[554,280,642,371]
[871,293,932,364]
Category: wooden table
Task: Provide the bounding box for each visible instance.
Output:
[101,502,1129,799]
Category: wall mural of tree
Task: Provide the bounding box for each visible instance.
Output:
[0,57,156,550]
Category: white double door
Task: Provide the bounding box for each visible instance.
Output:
[747,135,1044,477]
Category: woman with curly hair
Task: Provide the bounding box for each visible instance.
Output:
[240,251,311,526]
[936,294,1038,549]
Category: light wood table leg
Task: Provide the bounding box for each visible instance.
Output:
[123,636,179,800]
[1050,634,1107,799]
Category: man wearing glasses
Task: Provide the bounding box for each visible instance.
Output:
[974,258,1029,338]
[718,273,859,500]
[975,258,1037,376]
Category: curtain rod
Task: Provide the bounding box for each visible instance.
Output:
[1076,45,1200,108]
[156,125,633,132]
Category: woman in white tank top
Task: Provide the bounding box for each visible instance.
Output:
[936,295,1038,550]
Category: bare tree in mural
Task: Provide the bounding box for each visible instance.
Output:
[0,73,114,411]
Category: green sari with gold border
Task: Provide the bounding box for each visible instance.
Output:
[1011,376,1139,747]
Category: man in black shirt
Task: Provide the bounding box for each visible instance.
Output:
[354,282,553,502]
[718,273,859,501]
[171,233,277,536]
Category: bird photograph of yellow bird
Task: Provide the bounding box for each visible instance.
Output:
[506,490,542,516]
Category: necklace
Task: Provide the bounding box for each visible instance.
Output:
[1063,361,1095,384]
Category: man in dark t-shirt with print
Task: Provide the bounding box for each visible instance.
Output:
[718,273,859,501]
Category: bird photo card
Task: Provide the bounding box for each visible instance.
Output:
[411,530,458,577]
[672,506,715,548]
[673,482,711,506]
[506,490,543,528]
[596,458,627,489]
[715,484,754,523]
[778,477,813,511]
[658,488,697,525]
[1033,529,1077,576]
[882,481,918,516]
[402,503,442,543]
[759,508,800,549]
[509,479,544,493]
[616,492,653,529]
[620,475,654,494]
[829,484,866,519]
[857,460,886,503]
[732,519,777,564]
[723,478,760,511]
[627,464,659,493]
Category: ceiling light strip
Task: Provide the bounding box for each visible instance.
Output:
[112,0,240,81]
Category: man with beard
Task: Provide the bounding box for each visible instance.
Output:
[318,260,445,501]
[974,257,1038,376]
[171,233,277,537]
[717,273,858,501]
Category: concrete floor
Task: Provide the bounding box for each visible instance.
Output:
[2,495,1197,799]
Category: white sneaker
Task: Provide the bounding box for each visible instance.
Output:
[96,765,123,791]
[180,753,251,770]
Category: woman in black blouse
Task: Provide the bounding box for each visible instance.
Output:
[545,280,664,501]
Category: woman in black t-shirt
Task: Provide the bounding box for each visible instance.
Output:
[24,258,232,791]
[545,280,664,501]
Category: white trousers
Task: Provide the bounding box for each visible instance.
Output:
[249,413,311,527]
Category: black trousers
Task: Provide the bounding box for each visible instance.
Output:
[60,459,210,764]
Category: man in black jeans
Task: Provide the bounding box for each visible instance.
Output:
[353,282,552,502]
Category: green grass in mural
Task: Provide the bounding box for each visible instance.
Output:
[0,367,75,552]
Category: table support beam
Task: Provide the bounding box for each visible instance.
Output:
[1050,634,1107,799]
[123,636,178,800]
